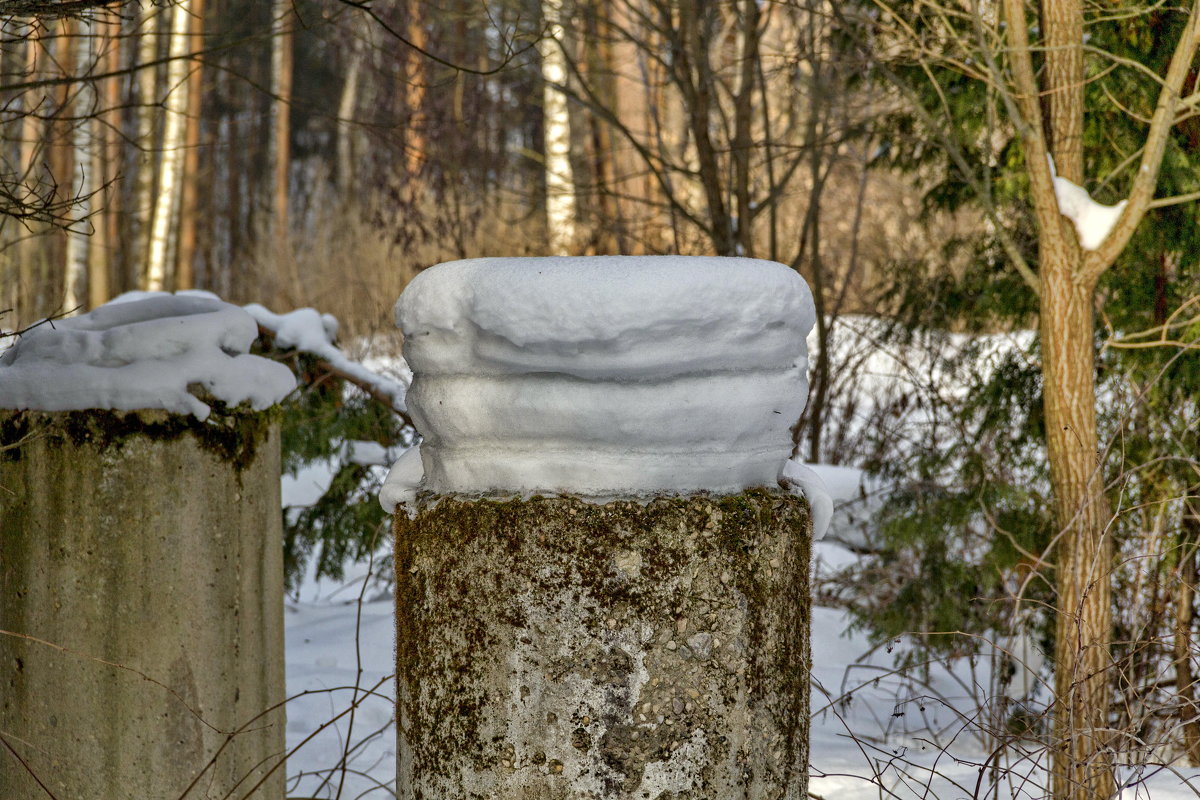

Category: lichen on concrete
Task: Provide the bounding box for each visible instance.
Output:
[395,490,811,800]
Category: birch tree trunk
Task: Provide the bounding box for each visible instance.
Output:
[145,0,192,292]
[64,19,90,313]
[540,0,577,255]
[336,15,365,198]
[97,14,122,303]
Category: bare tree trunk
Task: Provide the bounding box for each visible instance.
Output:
[671,3,735,255]
[540,0,577,255]
[100,15,121,298]
[583,0,618,253]
[402,0,427,179]
[176,0,206,290]
[270,0,297,302]
[48,27,74,311]
[1029,5,1116,799]
[336,13,365,198]
[64,20,90,313]
[1177,498,1200,765]
[1043,256,1114,800]
[87,17,121,309]
[131,6,161,285]
[146,0,192,292]
[18,29,43,319]
[731,0,760,257]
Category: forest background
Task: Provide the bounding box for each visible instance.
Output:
[4,1,1200,798]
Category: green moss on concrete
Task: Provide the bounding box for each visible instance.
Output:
[0,406,278,472]
[395,491,812,799]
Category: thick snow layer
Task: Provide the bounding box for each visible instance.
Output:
[1049,158,1126,251]
[0,295,295,419]
[391,256,814,499]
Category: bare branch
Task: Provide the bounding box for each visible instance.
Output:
[1085,0,1200,280]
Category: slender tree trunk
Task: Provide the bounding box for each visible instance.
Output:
[673,3,734,255]
[583,0,618,253]
[1043,257,1114,800]
[1177,499,1200,765]
[271,0,292,245]
[1033,5,1117,799]
[336,15,365,198]
[101,15,121,297]
[18,29,43,319]
[998,0,1200,789]
[270,0,297,302]
[403,0,428,179]
[540,0,577,255]
[732,0,759,257]
[132,7,161,285]
[145,0,192,292]
[64,20,90,313]
[87,17,120,309]
[176,0,206,290]
[48,28,75,311]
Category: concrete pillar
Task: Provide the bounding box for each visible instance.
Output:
[0,409,286,800]
[395,492,811,799]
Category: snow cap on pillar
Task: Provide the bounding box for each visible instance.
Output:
[0,294,296,420]
[386,255,815,503]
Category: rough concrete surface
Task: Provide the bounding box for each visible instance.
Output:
[395,491,811,800]
[0,410,286,800]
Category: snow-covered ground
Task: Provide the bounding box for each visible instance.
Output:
[276,301,1198,799]
[282,459,1200,799]
[282,537,1200,798]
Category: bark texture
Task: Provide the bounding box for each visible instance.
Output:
[0,409,286,800]
[395,491,811,800]
[1042,263,1114,800]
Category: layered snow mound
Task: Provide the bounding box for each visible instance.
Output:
[0,295,296,420]
[397,256,813,378]
[391,256,814,499]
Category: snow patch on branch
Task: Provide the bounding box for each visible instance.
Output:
[1049,156,1126,251]
[243,304,409,413]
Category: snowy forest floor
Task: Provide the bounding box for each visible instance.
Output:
[275,317,1200,798]
[281,536,1200,799]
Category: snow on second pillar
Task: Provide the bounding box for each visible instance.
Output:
[387,256,816,799]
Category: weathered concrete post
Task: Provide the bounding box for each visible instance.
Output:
[0,295,296,800]
[384,257,818,799]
